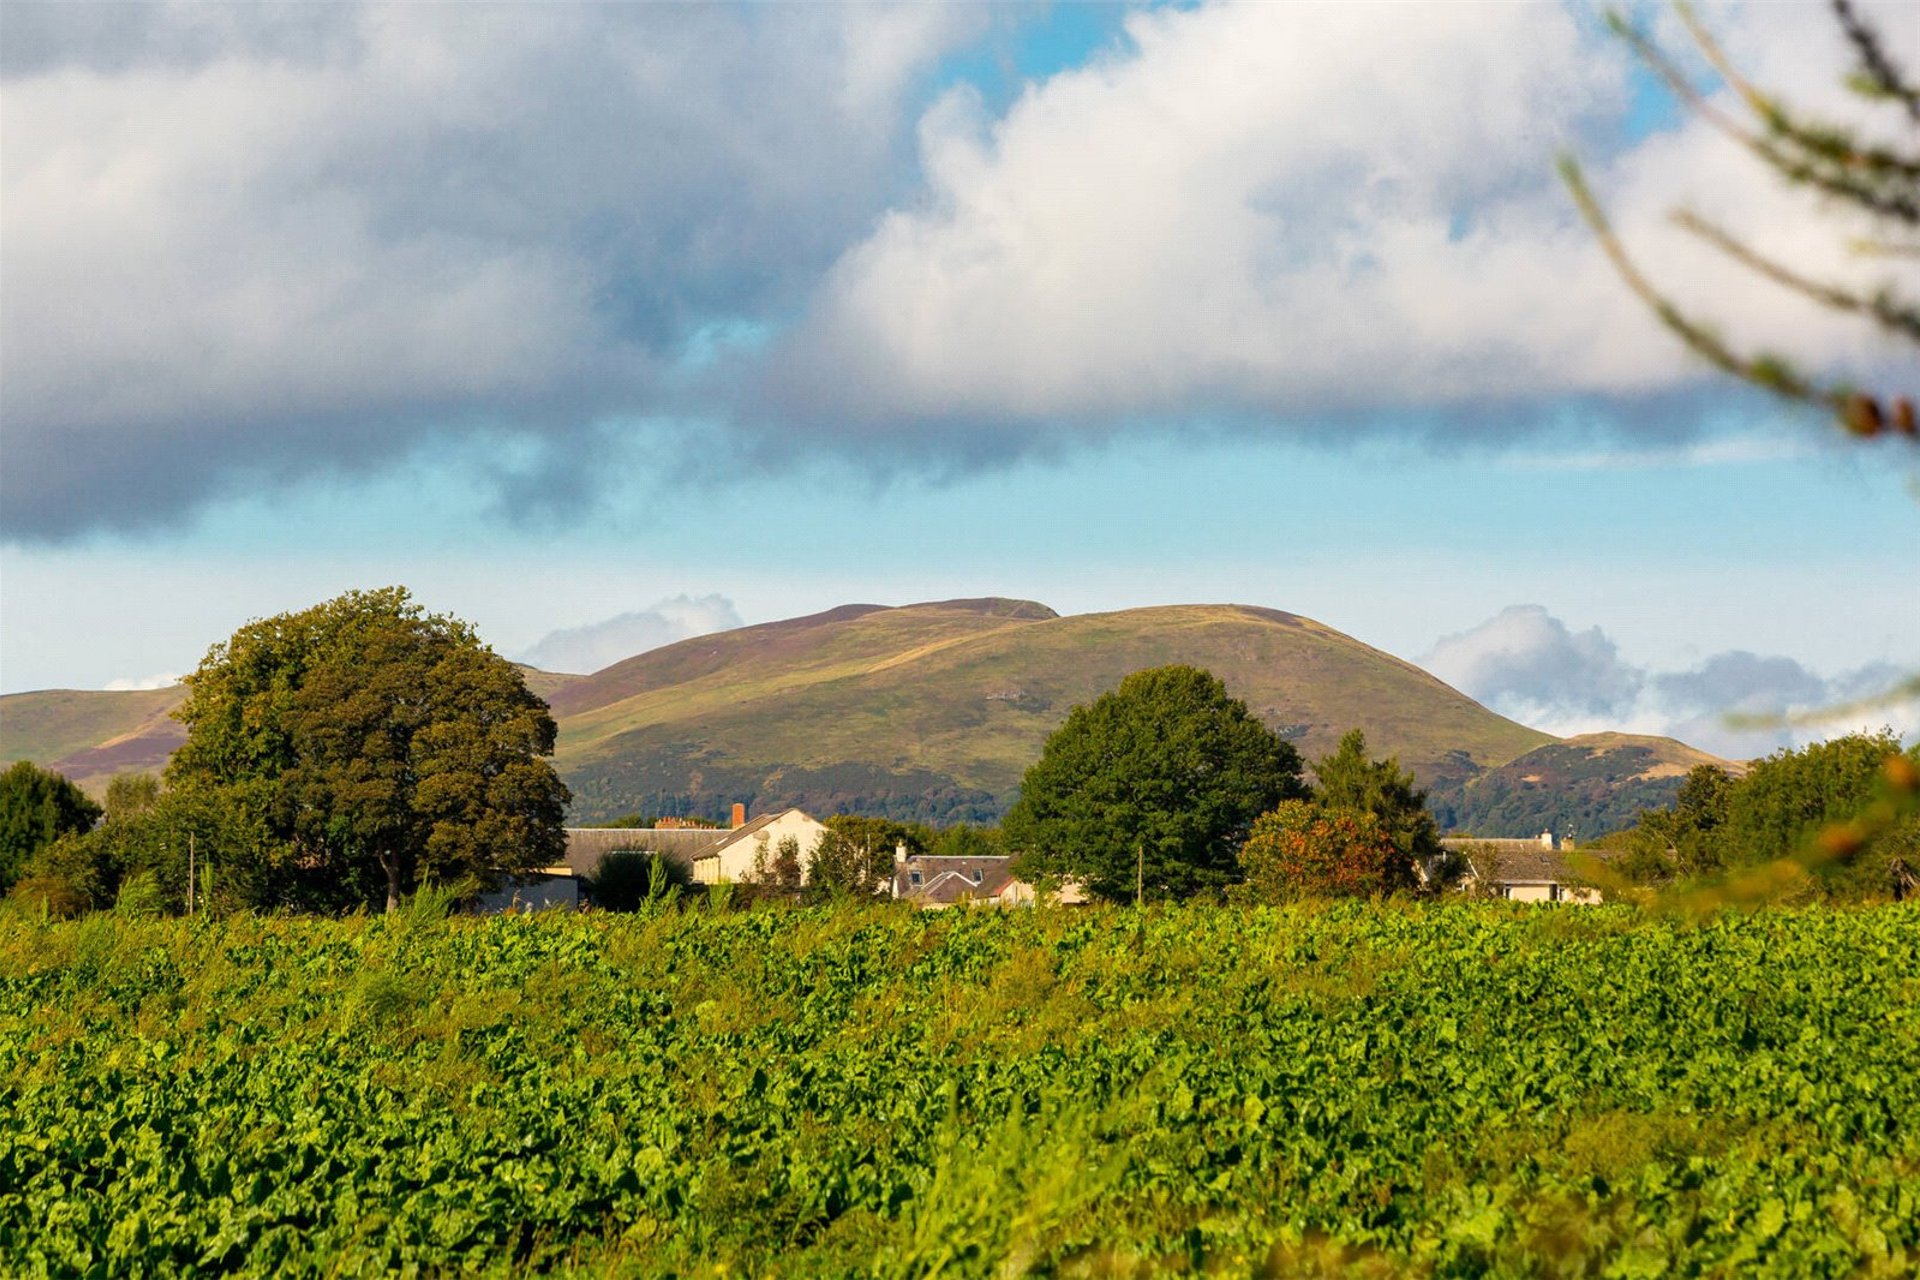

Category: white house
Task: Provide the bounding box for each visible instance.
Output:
[1440,831,1604,904]
[558,805,830,888]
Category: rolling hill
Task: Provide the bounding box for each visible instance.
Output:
[546,598,1553,822]
[3,597,1731,831]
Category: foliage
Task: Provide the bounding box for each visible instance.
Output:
[1005,665,1307,902]
[807,816,914,899]
[1611,732,1918,899]
[1312,730,1445,876]
[749,834,806,894]
[2,903,1916,1275]
[168,587,569,912]
[928,823,1003,861]
[584,850,689,912]
[0,760,101,894]
[1564,0,1917,439]
[1234,800,1417,902]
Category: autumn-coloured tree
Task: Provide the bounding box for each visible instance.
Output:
[1233,800,1417,903]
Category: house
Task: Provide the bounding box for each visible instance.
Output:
[1440,831,1604,904]
[559,804,831,887]
[890,850,1091,909]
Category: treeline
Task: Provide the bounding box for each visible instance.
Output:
[1595,730,1919,900]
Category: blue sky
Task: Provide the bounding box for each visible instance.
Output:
[1,0,1914,755]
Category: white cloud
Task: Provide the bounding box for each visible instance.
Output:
[517,594,742,674]
[779,0,1910,430]
[1421,605,1919,758]
[103,672,182,691]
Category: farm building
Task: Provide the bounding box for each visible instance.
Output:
[559,805,831,886]
[1440,832,1603,904]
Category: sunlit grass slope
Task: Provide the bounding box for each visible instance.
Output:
[555,599,1551,822]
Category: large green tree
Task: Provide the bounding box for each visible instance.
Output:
[168,587,569,912]
[0,761,101,895]
[1004,665,1306,902]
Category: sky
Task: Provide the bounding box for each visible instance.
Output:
[2,0,1915,759]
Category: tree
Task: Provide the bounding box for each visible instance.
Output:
[1003,665,1307,902]
[1311,730,1446,882]
[585,850,688,912]
[1611,732,1917,899]
[1233,800,1416,903]
[808,814,935,898]
[1563,0,1916,440]
[0,761,101,895]
[168,587,570,912]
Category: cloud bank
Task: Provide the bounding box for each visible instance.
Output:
[517,594,742,675]
[1423,605,1918,758]
[4,0,1911,537]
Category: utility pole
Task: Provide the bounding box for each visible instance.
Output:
[187,833,196,917]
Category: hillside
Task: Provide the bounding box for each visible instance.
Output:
[1430,732,1744,839]
[0,687,187,795]
[0,663,580,797]
[551,598,1553,823]
[11,597,1662,825]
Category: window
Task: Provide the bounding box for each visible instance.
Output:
[972,869,983,884]
[909,870,922,886]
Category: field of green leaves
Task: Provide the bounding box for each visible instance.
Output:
[3,901,1916,1276]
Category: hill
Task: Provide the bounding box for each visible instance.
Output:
[550,597,1552,823]
[0,663,580,798]
[1429,732,1744,839]
[19,598,1727,827]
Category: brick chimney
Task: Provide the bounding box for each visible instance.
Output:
[731,802,747,829]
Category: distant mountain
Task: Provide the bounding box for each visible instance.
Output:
[547,597,1552,823]
[1429,732,1744,840]
[8,598,1731,831]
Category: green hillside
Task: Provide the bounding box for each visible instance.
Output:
[554,598,1554,823]
[1430,732,1743,839]
[0,687,187,795]
[0,664,579,798]
[1,598,1559,820]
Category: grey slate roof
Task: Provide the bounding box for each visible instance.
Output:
[893,855,1017,904]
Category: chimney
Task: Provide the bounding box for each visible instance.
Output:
[894,841,908,866]
[731,802,747,829]
[1539,830,1554,849]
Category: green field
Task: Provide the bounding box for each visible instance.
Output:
[3,902,1914,1276]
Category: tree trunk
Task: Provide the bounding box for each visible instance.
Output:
[381,852,402,914]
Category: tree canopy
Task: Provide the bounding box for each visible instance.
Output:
[1233,800,1416,903]
[168,587,569,911]
[1312,730,1445,875]
[1004,665,1306,902]
[0,761,101,895]
[1608,731,1918,899]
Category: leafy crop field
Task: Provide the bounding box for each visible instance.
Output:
[3,903,1916,1276]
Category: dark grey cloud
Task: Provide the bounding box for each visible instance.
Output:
[6,1,1912,540]
[0,2,987,538]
